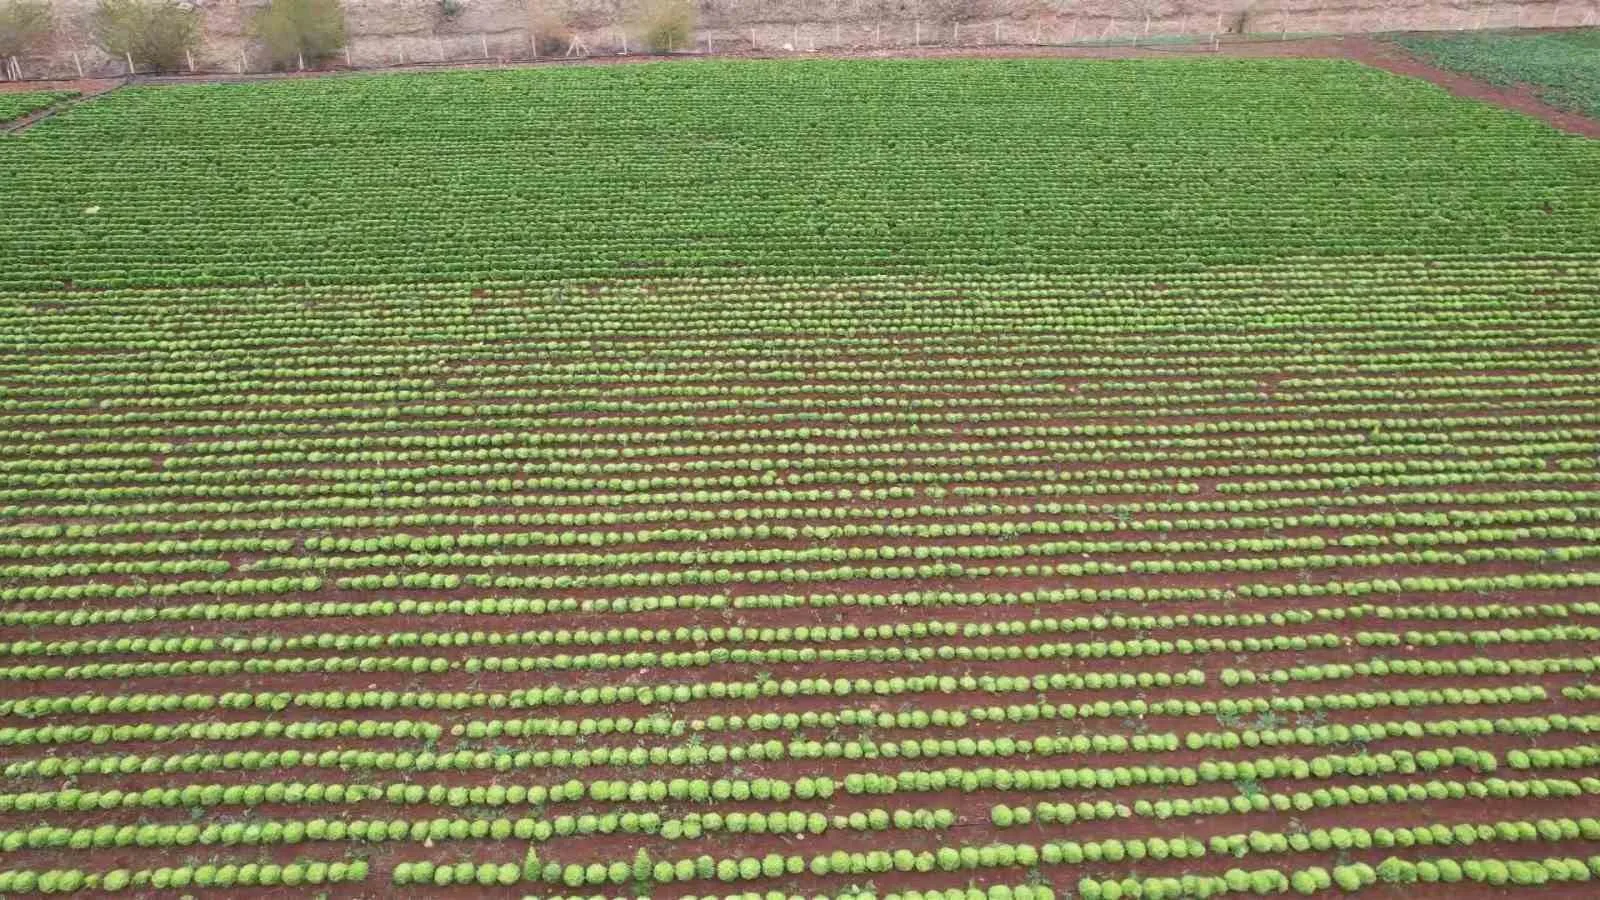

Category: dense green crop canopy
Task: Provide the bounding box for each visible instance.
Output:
[0,57,1597,897]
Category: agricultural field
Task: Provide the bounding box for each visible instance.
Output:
[0,91,78,124]
[1396,28,1600,119]
[1,57,1599,898]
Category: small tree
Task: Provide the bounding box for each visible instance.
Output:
[253,0,345,69]
[526,5,572,56]
[0,0,52,61]
[637,0,692,52]
[91,0,199,72]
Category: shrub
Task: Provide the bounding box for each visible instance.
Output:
[252,0,345,69]
[527,8,571,55]
[90,0,198,72]
[637,0,691,53]
[0,0,51,60]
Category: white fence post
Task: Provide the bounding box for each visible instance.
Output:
[126,51,136,75]
[481,34,488,57]
[73,51,84,78]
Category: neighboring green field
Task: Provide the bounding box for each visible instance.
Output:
[1396,29,1600,118]
[0,60,1599,898]
[0,90,77,123]
[3,59,1597,289]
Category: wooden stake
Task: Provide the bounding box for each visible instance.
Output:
[952,22,959,44]
[481,34,488,57]
[186,49,195,71]
[298,50,305,70]
[345,45,352,66]
[914,20,920,46]
[994,21,1000,43]
[1143,13,1150,34]
[875,23,881,45]
[73,51,84,78]
[238,51,245,74]
[750,26,757,48]
[126,51,136,75]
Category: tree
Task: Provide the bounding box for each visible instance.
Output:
[253,0,345,69]
[91,0,198,72]
[0,0,51,61]
[636,0,692,52]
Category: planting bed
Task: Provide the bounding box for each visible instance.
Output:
[0,91,78,124]
[0,58,1599,898]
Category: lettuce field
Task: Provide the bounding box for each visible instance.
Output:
[1395,29,1600,120]
[1,58,1599,898]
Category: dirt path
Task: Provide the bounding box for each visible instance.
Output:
[1337,34,1600,139]
[0,76,121,95]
